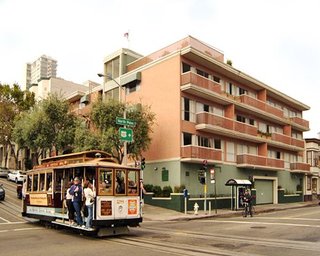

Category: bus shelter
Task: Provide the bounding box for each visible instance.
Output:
[225,179,252,211]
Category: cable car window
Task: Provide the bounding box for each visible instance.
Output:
[99,169,113,195]
[27,175,32,192]
[39,173,45,191]
[55,170,63,191]
[115,170,126,195]
[128,171,139,195]
[33,174,39,192]
[46,172,53,191]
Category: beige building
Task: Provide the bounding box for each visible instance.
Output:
[24,55,57,90]
[29,77,98,101]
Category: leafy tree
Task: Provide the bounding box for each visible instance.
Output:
[13,94,77,165]
[0,83,35,168]
[74,99,155,164]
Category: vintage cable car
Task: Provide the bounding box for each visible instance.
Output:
[22,150,142,236]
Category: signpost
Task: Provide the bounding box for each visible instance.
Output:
[210,168,218,214]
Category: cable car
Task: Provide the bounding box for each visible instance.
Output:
[22,150,142,236]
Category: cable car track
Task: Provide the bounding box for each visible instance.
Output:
[134,225,320,253]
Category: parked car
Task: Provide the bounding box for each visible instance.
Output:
[0,184,5,200]
[0,167,9,178]
[7,170,26,184]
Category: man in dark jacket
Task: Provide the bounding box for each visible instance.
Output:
[243,189,253,217]
[69,177,83,226]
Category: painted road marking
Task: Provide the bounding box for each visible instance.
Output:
[0,227,43,233]
[0,216,10,223]
[0,221,26,225]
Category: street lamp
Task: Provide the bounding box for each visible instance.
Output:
[97,73,127,166]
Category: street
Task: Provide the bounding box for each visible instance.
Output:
[1,177,320,256]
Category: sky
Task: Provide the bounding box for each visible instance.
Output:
[0,0,319,138]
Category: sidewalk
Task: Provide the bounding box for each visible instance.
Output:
[142,201,319,221]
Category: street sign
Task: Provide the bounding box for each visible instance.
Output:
[119,128,133,142]
[116,117,136,127]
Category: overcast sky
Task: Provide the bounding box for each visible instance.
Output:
[0,0,319,137]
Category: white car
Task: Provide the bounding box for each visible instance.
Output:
[7,170,27,183]
[0,167,9,178]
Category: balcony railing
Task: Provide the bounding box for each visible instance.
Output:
[128,36,224,71]
[196,112,257,136]
[237,154,284,169]
[290,162,310,172]
[289,116,309,130]
[239,94,284,118]
[181,145,222,161]
[181,72,221,94]
[271,133,291,145]
[290,137,305,148]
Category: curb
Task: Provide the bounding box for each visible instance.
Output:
[166,202,319,221]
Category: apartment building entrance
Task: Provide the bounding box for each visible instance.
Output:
[254,177,277,204]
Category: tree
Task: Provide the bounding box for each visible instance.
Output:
[12,94,77,166]
[0,83,35,168]
[74,99,155,164]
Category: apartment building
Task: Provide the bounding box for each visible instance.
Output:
[24,55,57,90]
[29,77,97,101]
[305,138,320,199]
[82,36,311,205]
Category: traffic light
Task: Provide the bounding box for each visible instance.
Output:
[198,171,206,184]
[199,176,206,184]
[141,158,145,170]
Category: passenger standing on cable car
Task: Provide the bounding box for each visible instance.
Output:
[69,177,83,226]
[65,181,75,225]
[84,181,95,229]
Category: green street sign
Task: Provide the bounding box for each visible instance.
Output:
[119,127,133,142]
[116,117,136,127]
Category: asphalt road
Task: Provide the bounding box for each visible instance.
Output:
[1,177,320,256]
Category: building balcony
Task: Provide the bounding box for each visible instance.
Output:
[237,154,284,170]
[290,162,310,173]
[181,145,222,162]
[290,137,305,148]
[181,72,221,94]
[196,112,257,136]
[271,133,291,145]
[239,94,284,118]
[289,116,309,131]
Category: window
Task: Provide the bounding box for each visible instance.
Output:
[126,81,140,94]
[99,169,113,195]
[182,62,191,73]
[239,87,247,95]
[196,69,209,78]
[115,170,126,194]
[39,173,45,191]
[183,133,192,146]
[46,172,52,191]
[128,171,139,195]
[214,139,221,149]
[183,98,190,121]
[236,115,246,123]
[33,174,38,192]
[276,151,281,159]
[198,136,211,148]
[249,118,255,125]
[204,104,209,112]
[27,175,32,192]
[226,142,235,162]
[213,76,220,83]
[226,83,235,95]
